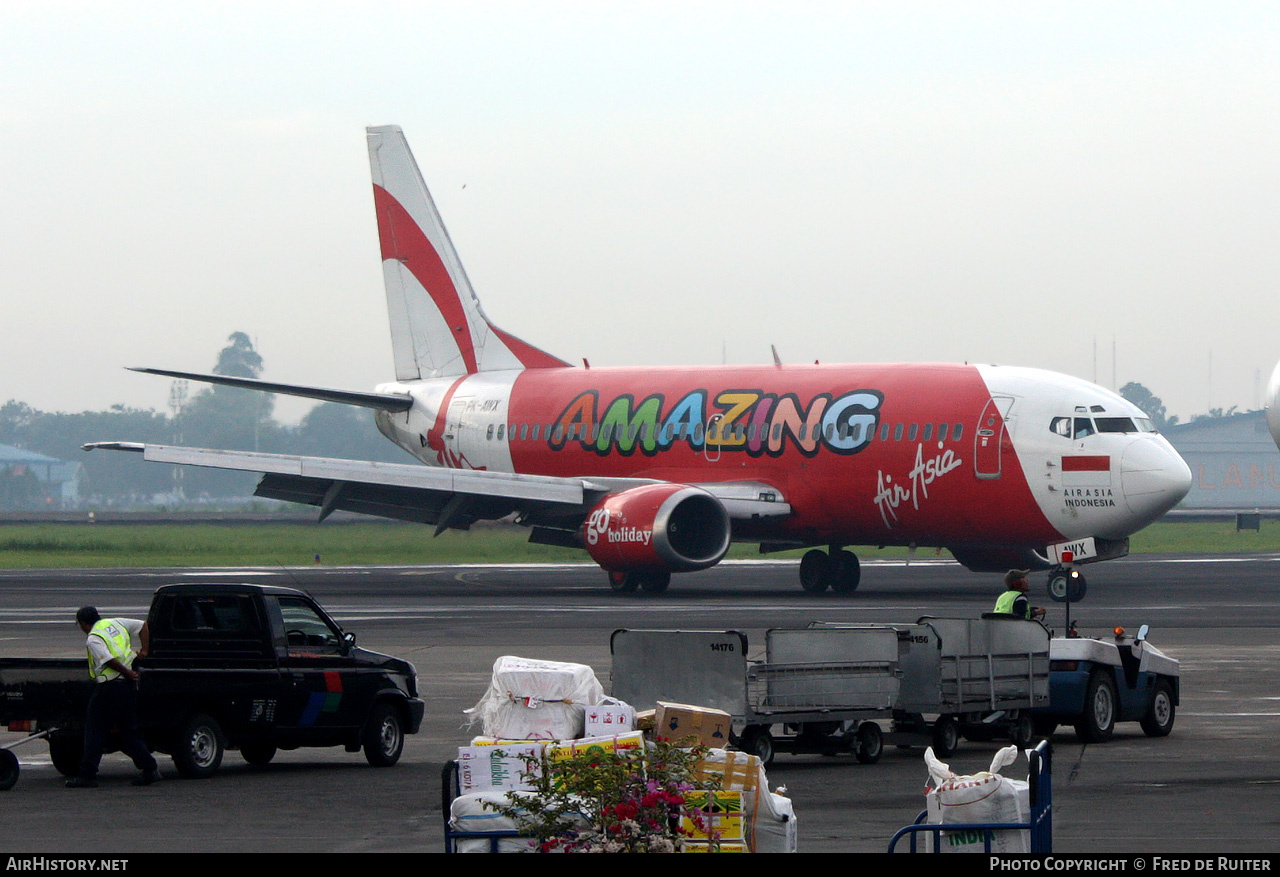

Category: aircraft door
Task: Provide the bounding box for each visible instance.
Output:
[442,396,472,469]
[975,396,1015,479]
[704,414,723,462]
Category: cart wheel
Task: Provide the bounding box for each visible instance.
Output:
[1009,713,1035,747]
[0,749,19,791]
[932,715,960,757]
[854,722,883,764]
[737,726,775,766]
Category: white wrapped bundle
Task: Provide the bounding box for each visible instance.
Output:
[466,656,606,740]
[924,745,1029,853]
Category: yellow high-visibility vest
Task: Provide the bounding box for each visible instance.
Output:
[86,619,136,681]
[994,590,1022,616]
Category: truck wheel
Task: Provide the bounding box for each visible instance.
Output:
[0,749,18,791]
[1140,679,1176,738]
[362,704,405,767]
[737,726,775,766]
[1075,670,1117,743]
[240,742,277,767]
[932,715,960,757]
[172,713,225,779]
[48,734,83,778]
[854,722,883,764]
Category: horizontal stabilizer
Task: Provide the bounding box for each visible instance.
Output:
[129,367,413,413]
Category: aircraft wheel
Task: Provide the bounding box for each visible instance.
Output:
[831,549,861,593]
[638,571,671,594]
[1048,569,1087,602]
[608,572,638,593]
[799,549,831,593]
[0,749,18,791]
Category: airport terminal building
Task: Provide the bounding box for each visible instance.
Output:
[1162,411,1280,511]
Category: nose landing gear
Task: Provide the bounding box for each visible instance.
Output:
[1047,566,1087,603]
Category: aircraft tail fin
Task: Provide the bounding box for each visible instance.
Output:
[367,125,568,380]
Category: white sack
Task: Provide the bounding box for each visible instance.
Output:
[923,745,1029,853]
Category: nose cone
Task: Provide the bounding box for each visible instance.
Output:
[1120,437,1192,524]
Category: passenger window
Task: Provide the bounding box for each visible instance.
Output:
[879,423,890,441]
[486,424,494,440]
[496,424,505,441]
[893,423,903,441]
[938,423,949,442]
[922,424,933,442]
[907,424,918,442]
[952,424,963,440]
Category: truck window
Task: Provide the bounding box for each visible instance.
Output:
[277,597,343,654]
[168,595,260,634]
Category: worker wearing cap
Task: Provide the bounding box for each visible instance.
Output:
[66,607,162,788]
[995,570,1046,621]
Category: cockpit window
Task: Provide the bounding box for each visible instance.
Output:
[1135,417,1156,433]
[1050,417,1072,438]
[1074,418,1095,439]
[1095,417,1138,434]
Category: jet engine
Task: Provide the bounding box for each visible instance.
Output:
[581,483,731,573]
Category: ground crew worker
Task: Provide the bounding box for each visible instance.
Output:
[66,607,162,788]
[995,569,1046,621]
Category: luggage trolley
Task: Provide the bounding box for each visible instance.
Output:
[813,616,1050,755]
[610,628,901,764]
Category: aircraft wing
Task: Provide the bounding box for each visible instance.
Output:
[82,443,791,534]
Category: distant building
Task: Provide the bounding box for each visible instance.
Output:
[1163,411,1280,510]
[0,444,82,509]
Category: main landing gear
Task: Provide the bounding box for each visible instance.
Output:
[799,547,861,594]
[608,570,671,594]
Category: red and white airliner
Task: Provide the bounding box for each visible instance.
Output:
[88,126,1193,596]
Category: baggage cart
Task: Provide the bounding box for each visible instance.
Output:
[610,627,900,764]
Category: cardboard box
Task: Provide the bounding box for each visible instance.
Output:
[681,841,749,853]
[653,702,732,748]
[584,703,636,737]
[692,749,762,792]
[456,743,544,792]
[680,790,745,841]
[546,731,645,761]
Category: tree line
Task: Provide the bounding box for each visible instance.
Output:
[0,333,407,508]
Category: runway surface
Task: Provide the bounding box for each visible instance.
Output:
[0,553,1277,853]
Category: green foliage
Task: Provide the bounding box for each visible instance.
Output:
[485,741,721,853]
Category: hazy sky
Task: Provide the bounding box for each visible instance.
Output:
[3,1,1278,425]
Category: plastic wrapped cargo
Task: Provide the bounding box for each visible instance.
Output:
[465,656,607,740]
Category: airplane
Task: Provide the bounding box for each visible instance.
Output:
[1267,360,1280,452]
[85,125,1194,597]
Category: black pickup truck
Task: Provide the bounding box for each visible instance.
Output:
[0,583,425,780]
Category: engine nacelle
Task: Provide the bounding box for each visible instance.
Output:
[581,484,731,573]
